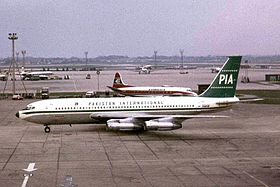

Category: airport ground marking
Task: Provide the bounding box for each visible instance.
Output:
[243,171,269,187]
[61,175,76,187]
[21,163,38,187]
[21,175,29,187]
[72,80,77,91]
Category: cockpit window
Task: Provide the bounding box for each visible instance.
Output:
[22,106,35,110]
[22,107,29,110]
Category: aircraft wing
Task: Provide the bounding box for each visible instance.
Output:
[90,112,228,120]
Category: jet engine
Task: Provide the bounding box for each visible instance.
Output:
[106,118,143,131]
[145,118,182,131]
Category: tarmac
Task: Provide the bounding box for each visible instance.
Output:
[1,68,279,93]
[0,99,279,186]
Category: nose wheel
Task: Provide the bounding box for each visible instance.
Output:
[44,126,50,133]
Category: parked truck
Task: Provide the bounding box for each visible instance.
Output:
[41,87,49,99]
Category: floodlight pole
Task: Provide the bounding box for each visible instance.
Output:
[180,49,184,68]
[85,51,88,70]
[154,50,157,66]
[22,50,26,67]
[8,33,18,95]
[16,52,19,64]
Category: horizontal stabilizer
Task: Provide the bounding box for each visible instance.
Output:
[107,86,120,92]
[216,98,263,105]
[238,98,264,102]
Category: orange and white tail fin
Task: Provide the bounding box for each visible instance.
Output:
[113,72,132,88]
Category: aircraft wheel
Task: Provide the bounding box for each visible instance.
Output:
[44,126,50,133]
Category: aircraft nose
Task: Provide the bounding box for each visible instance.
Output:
[15,112,19,118]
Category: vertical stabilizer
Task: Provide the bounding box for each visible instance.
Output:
[113,72,131,88]
[199,56,242,98]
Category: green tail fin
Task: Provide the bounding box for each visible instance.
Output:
[199,56,242,98]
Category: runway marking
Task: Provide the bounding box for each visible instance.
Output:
[2,127,28,171]
[118,134,153,187]
[21,175,29,187]
[97,130,117,186]
[243,171,270,187]
[61,175,75,187]
[22,163,37,172]
[22,163,38,187]
[137,133,159,159]
[72,80,77,91]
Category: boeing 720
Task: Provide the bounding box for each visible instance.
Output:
[21,70,53,80]
[136,65,153,74]
[16,56,242,133]
[107,72,197,96]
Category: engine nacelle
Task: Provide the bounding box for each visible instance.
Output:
[106,118,143,131]
[145,120,182,131]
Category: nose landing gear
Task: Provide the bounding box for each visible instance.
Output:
[44,125,50,133]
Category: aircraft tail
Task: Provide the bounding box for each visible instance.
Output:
[199,56,242,98]
[112,72,132,88]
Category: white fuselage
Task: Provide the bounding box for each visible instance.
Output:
[18,96,238,125]
[20,71,53,80]
[114,86,197,96]
[21,71,53,76]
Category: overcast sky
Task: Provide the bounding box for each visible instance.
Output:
[1,0,280,58]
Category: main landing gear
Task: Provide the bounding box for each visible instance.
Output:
[44,125,50,133]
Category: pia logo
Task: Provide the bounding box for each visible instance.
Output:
[219,74,233,85]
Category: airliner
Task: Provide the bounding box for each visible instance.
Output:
[16,56,242,133]
[211,67,221,73]
[21,71,53,80]
[136,65,153,74]
[20,67,53,80]
[107,72,197,96]
[0,73,7,81]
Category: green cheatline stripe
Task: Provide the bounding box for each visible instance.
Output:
[22,106,227,115]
